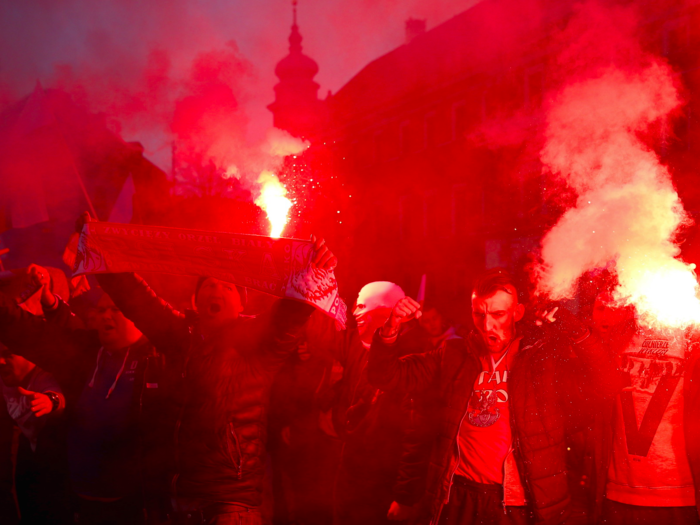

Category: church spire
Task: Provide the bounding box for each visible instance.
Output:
[268,0,324,138]
[289,0,303,55]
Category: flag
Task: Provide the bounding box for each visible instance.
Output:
[62,232,90,298]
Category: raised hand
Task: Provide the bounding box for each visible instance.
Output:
[381,296,422,338]
[75,211,95,234]
[310,235,338,271]
[27,264,57,308]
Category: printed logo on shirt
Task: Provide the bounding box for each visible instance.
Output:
[639,339,670,357]
[619,337,685,457]
[467,369,509,428]
[125,360,138,375]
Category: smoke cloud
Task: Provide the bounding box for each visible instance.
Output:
[537,2,700,328]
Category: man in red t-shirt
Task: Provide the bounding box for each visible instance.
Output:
[369,268,608,524]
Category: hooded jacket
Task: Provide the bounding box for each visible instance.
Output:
[0,292,170,509]
[97,272,314,508]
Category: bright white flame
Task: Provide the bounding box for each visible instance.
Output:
[620,263,700,329]
[255,171,292,238]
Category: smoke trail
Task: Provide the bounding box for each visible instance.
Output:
[538,52,700,327]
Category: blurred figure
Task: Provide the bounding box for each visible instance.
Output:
[268,336,342,525]
[418,302,458,347]
[387,302,460,522]
[302,281,417,525]
[369,268,614,525]
[0,265,172,525]
[580,289,700,525]
[590,291,634,347]
[81,211,338,525]
[0,396,17,525]
[0,344,70,524]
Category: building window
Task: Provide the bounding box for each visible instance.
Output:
[452,184,482,236]
[400,195,421,240]
[425,112,437,149]
[453,103,467,141]
[400,120,421,155]
[424,191,449,239]
[374,130,388,164]
[374,200,392,242]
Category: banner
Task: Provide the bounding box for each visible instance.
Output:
[73,222,347,328]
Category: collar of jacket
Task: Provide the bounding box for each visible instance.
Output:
[466,328,539,358]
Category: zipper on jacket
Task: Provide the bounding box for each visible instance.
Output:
[501,450,510,515]
[507,352,534,517]
[434,354,480,525]
[445,404,469,504]
[226,421,243,479]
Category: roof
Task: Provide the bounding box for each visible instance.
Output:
[328,0,574,123]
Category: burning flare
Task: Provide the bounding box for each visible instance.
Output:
[256,171,292,238]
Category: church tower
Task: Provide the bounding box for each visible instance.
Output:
[268,1,324,138]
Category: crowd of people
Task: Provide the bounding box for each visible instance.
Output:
[1,213,699,525]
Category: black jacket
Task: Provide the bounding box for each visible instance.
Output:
[97,273,313,507]
[305,312,426,505]
[368,328,614,525]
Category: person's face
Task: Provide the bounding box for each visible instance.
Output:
[195,278,243,327]
[591,292,630,335]
[95,294,142,348]
[0,348,35,387]
[471,288,524,354]
[419,307,445,337]
[353,303,392,342]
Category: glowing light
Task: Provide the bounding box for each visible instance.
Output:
[620,263,700,329]
[256,171,292,238]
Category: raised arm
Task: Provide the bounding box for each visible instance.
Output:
[73,211,187,354]
[0,291,97,380]
[259,235,339,363]
[368,296,442,393]
[96,272,188,355]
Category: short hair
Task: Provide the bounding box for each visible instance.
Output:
[472,268,518,299]
[194,276,246,305]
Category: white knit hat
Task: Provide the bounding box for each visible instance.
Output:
[356,281,405,312]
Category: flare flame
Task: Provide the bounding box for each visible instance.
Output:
[256,171,292,238]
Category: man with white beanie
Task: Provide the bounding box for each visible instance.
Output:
[304,281,410,525]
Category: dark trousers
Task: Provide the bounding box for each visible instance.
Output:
[15,435,72,525]
[600,498,700,525]
[438,476,529,525]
